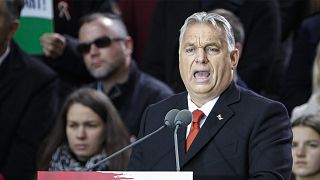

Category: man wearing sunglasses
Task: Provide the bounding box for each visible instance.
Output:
[78,13,174,138]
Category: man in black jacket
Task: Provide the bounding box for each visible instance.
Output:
[39,0,120,89]
[129,12,292,180]
[78,13,174,138]
[0,0,60,179]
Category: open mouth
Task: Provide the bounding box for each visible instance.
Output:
[194,71,210,78]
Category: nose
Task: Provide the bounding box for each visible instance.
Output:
[295,145,306,157]
[88,43,100,55]
[76,126,86,139]
[195,47,207,63]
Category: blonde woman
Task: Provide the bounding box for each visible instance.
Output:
[292,42,320,121]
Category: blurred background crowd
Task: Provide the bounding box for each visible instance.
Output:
[1,0,320,179]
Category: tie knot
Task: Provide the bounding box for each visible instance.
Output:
[192,109,204,123]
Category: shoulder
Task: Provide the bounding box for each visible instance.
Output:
[25,57,57,80]
[298,13,320,38]
[12,43,57,81]
[146,92,187,113]
[137,69,174,97]
[303,13,320,27]
[235,86,288,115]
[140,92,187,128]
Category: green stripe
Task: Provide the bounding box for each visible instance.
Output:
[14,17,53,54]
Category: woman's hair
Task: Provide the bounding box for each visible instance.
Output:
[312,42,320,94]
[291,42,320,121]
[38,88,130,170]
[292,114,320,134]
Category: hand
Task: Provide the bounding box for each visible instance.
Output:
[40,33,67,59]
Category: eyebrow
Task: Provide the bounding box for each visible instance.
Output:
[183,42,196,47]
[306,140,320,143]
[204,42,221,47]
[67,119,99,123]
[183,41,221,48]
[293,140,320,143]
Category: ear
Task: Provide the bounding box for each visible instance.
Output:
[230,48,239,69]
[235,42,242,57]
[123,36,133,55]
[8,19,19,37]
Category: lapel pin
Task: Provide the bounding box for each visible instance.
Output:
[217,114,223,120]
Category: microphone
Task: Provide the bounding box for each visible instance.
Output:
[173,109,192,171]
[174,109,192,127]
[87,109,180,170]
[165,109,180,128]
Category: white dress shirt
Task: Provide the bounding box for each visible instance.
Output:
[0,46,10,66]
[186,94,219,138]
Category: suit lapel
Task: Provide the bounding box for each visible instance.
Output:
[173,94,188,158]
[180,82,240,167]
[0,43,25,103]
[148,92,188,169]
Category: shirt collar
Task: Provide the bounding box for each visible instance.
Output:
[187,94,219,117]
[96,81,122,99]
[0,46,10,66]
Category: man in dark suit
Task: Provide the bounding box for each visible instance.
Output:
[0,0,60,179]
[129,12,292,179]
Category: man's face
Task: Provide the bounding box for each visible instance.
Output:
[79,18,128,81]
[179,23,238,106]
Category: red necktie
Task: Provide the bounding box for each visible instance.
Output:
[186,109,204,151]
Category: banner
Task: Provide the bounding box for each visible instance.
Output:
[38,171,193,180]
[14,0,53,54]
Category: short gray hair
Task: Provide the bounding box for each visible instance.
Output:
[80,13,128,37]
[179,12,235,53]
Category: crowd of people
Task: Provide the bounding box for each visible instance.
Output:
[0,0,320,179]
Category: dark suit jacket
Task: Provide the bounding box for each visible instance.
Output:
[0,42,60,179]
[129,82,292,179]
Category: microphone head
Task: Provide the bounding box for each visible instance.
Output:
[174,109,192,127]
[164,109,180,128]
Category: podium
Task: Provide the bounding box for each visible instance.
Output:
[38,171,193,180]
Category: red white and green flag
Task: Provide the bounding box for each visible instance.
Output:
[14,0,53,54]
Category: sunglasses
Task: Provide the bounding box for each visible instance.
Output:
[77,36,126,54]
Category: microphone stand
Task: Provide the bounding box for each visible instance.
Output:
[87,125,166,171]
[174,124,181,171]
[173,109,192,172]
